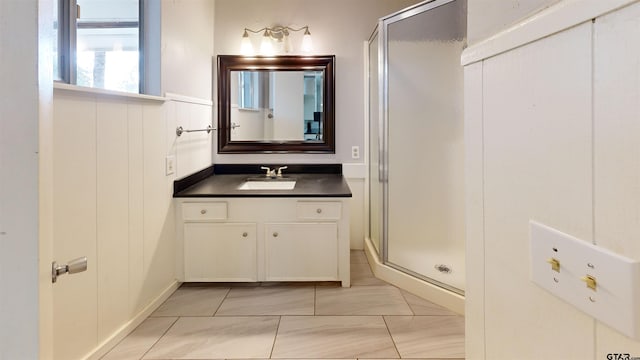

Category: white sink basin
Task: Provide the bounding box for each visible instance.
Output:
[237,180,296,190]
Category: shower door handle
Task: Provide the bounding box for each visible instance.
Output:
[52,256,88,283]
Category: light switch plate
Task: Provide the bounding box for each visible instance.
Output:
[530,221,640,339]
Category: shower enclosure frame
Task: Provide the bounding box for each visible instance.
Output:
[368,0,464,296]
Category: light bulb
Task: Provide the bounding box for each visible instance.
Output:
[260,29,274,55]
[283,29,291,53]
[240,30,253,55]
[275,36,284,53]
[302,28,313,53]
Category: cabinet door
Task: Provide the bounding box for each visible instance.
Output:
[265,223,338,281]
[184,223,257,282]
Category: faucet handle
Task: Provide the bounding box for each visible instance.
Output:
[260,166,273,176]
[276,166,288,177]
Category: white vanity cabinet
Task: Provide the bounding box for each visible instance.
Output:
[176,197,350,287]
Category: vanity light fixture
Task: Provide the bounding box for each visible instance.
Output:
[260,29,275,56]
[240,26,313,55]
[301,27,313,53]
[240,30,253,55]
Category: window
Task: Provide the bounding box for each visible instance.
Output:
[238,71,260,110]
[55,0,143,93]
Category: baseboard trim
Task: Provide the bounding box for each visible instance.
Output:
[364,237,465,315]
[84,280,181,360]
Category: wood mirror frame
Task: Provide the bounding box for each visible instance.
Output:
[217,55,335,153]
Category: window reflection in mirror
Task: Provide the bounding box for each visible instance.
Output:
[231,70,324,142]
[238,71,260,110]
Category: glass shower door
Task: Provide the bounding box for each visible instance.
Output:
[383,0,466,293]
[368,29,383,255]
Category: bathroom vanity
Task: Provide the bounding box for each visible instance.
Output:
[173,164,351,287]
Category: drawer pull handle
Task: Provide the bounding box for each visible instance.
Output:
[200,209,207,214]
[316,208,322,214]
[242,232,248,237]
[273,232,279,237]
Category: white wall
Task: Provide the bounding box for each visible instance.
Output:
[464,1,640,359]
[230,107,268,140]
[0,0,54,359]
[467,0,559,45]
[51,91,173,360]
[161,0,215,99]
[172,97,215,178]
[50,89,213,359]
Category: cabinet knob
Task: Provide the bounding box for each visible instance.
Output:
[242,232,248,237]
[273,232,279,237]
[316,208,323,214]
[200,209,207,214]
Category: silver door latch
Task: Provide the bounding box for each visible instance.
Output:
[52,257,88,283]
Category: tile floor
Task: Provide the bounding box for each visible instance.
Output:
[101,251,465,360]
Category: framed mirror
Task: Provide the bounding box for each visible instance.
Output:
[217,55,335,153]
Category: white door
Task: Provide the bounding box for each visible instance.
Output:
[271,72,305,140]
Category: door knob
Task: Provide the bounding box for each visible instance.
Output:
[52,256,88,283]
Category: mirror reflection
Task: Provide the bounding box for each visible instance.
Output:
[230,70,324,142]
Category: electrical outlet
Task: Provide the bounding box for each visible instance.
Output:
[165,155,175,176]
[351,146,360,159]
[530,221,640,339]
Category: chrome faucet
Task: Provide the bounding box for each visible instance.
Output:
[260,166,276,177]
[276,166,288,177]
[260,166,288,177]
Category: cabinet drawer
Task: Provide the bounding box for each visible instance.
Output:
[296,201,342,220]
[182,202,228,221]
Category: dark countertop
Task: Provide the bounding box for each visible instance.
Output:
[173,164,352,198]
